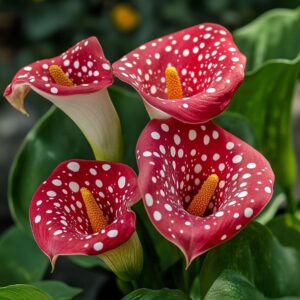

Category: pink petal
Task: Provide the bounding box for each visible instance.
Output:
[4,37,113,113]
[136,119,274,265]
[30,160,139,262]
[113,24,246,124]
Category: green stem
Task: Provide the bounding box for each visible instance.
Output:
[116,278,139,294]
[131,280,138,290]
[116,278,133,295]
[182,257,190,294]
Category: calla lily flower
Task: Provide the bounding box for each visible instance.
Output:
[30,159,142,281]
[113,24,246,124]
[136,118,274,265]
[4,37,121,161]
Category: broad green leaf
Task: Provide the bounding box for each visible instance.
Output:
[204,270,265,300]
[234,8,300,72]
[31,280,81,300]
[230,61,298,192]
[122,288,191,300]
[8,87,148,233]
[0,227,48,286]
[268,213,300,250]
[214,112,257,147]
[204,270,300,300]
[200,222,300,298]
[231,8,300,192]
[0,284,52,300]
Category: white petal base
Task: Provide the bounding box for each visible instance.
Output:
[144,99,171,120]
[33,87,122,161]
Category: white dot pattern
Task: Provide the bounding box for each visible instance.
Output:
[5,37,113,101]
[112,23,246,123]
[30,160,139,259]
[136,119,274,263]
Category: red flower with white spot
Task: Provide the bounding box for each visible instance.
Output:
[136,119,274,265]
[30,160,140,265]
[4,37,121,161]
[113,24,246,124]
[4,36,112,112]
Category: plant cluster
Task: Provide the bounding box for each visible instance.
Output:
[1,7,300,300]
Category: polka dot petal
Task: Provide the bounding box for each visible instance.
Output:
[30,159,140,264]
[113,23,246,124]
[136,119,274,265]
[4,37,113,115]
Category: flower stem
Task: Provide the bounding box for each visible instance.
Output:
[131,280,138,290]
[182,258,190,294]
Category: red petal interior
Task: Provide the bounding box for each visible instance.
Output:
[113,24,246,123]
[30,160,139,259]
[136,119,274,263]
[4,37,113,97]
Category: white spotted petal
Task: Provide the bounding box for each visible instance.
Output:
[4,37,121,161]
[30,159,140,265]
[136,119,274,265]
[113,23,246,124]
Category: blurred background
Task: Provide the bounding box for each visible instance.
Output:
[0,0,300,299]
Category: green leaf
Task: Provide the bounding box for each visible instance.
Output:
[122,288,191,300]
[0,227,48,286]
[204,270,300,300]
[204,270,265,300]
[231,8,300,192]
[0,284,53,300]
[268,214,300,250]
[214,112,257,147]
[200,222,300,298]
[234,8,300,72]
[31,280,81,300]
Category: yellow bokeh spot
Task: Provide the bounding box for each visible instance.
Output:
[111,3,140,32]
[187,174,219,217]
[165,66,183,100]
[80,187,108,232]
